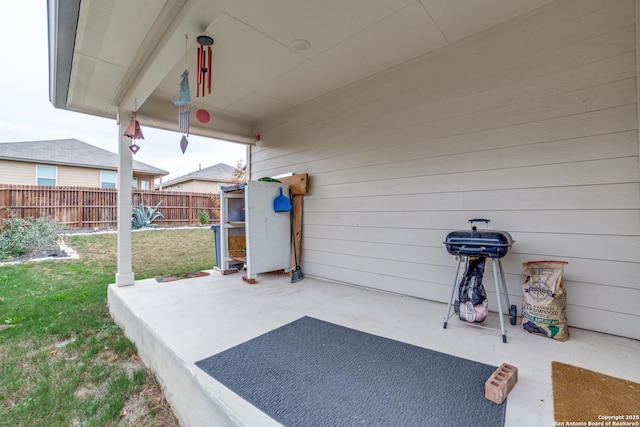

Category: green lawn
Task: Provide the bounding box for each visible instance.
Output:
[0,227,216,426]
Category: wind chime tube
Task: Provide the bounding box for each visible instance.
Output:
[178,109,189,134]
[199,48,202,97]
[208,46,212,94]
[182,109,190,135]
[201,48,206,97]
[196,45,201,97]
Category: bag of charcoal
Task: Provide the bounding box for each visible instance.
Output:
[521,260,569,341]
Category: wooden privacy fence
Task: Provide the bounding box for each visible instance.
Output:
[0,184,220,229]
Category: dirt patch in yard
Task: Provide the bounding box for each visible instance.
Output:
[0,247,69,264]
[1,246,183,426]
[0,227,216,425]
[119,365,181,427]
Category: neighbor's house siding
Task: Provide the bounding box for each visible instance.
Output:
[56,165,99,186]
[0,160,33,184]
[0,160,98,186]
[252,0,640,340]
[1,159,158,189]
[164,180,223,193]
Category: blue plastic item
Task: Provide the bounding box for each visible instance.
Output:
[273,187,292,212]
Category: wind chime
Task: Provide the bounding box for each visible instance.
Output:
[173,35,193,154]
[123,101,144,154]
[196,34,214,97]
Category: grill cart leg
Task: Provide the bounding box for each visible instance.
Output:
[492,259,508,343]
[443,256,463,329]
[498,259,511,309]
[497,259,518,325]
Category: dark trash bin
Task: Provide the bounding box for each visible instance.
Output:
[211,224,221,268]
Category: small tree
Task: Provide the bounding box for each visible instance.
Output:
[230,159,246,184]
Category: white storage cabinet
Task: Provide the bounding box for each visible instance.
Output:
[219,181,291,281]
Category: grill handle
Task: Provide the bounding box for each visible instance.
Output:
[459,246,487,255]
[469,218,490,231]
[469,218,490,224]
[444,242,512,247]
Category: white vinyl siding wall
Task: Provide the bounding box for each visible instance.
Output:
[252,0,640,339]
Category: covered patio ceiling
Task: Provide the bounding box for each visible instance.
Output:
[49,0,554,144]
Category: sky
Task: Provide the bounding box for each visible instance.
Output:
[0,1,247,181]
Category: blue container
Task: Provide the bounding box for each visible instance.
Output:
[228,198,245,222]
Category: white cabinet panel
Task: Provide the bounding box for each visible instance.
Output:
[219,181,291,281]
[246,181,291,279]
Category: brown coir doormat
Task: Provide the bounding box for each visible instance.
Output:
[552,361,640,425]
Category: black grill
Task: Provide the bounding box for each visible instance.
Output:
[442,218,516,343]
[444,219,513,258]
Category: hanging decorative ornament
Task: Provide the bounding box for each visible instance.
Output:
[172,69,192,137]
[172,69,192,107]
[196,35,214,97]
[124,118,144,139]
[124,101,144,155]
[195,108,210,124]
[180,135,189,154]
[129,143,141,154]
[173,35,193,153]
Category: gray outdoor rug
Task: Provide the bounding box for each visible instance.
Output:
[195,316,506,427]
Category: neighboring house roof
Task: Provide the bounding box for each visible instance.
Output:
[163,163,236,187]
[0,139,169,175]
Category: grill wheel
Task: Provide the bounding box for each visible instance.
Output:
[509,305,517,325]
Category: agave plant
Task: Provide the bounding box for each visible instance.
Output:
[131,201,164,229]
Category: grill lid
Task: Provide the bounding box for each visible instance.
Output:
[444,219,514,258]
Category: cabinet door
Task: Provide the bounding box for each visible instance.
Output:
[245,181,291,278]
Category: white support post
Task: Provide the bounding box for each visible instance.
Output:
[245,143,252,181]
[637,1,640,161]
[116,113,135,286]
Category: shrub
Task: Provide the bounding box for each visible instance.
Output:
[198,209,210,225]
[0,215,64,259]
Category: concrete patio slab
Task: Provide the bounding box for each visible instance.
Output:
[108,272,640,427]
